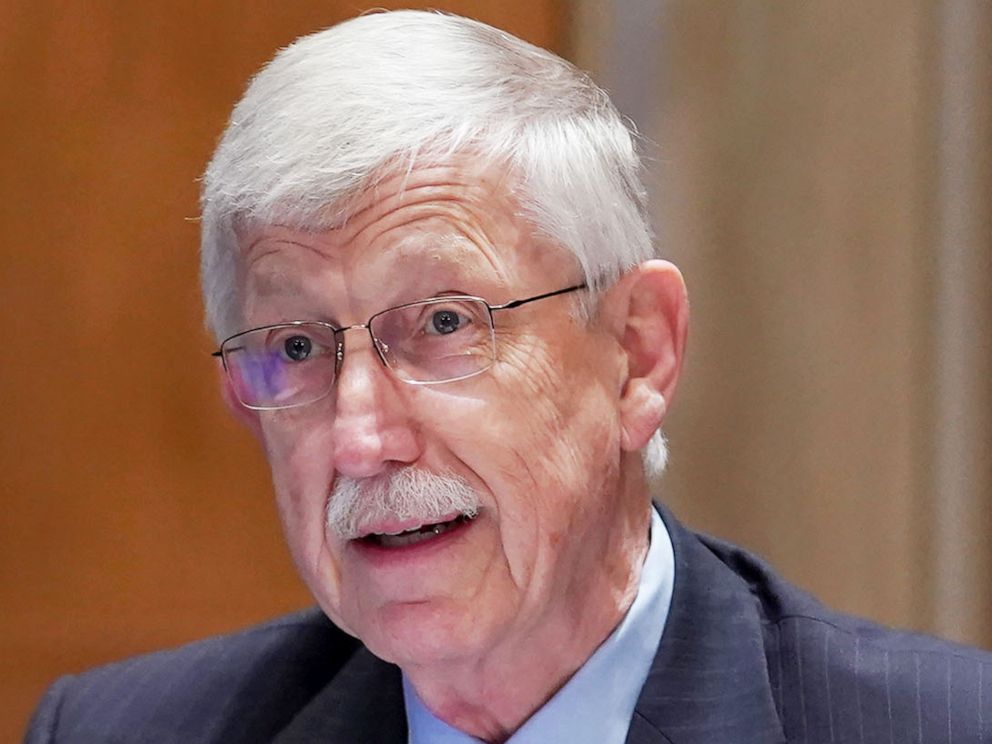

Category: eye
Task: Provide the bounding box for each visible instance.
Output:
[426,308,468,335]
[281,335,313,361]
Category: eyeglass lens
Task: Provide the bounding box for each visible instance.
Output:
[222,297,497,409]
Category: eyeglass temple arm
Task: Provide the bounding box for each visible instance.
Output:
[489,283,587,312]
[211,344,245,358]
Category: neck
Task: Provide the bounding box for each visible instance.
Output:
[404,463,653,742]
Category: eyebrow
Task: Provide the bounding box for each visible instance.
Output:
[246,267,304,301]
[244,238,504,324]
[386,233,486,265]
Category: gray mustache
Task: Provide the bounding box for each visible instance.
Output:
[325,467,480,539]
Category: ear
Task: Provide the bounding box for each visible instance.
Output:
[606,260,689,452]
[216,361,264,440]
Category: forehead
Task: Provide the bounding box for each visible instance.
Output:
[239,160,575,315]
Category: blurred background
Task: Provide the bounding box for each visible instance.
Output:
[1,0,989,738]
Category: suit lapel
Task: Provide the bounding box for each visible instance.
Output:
[626,506,786,744]
[273,646,406,744]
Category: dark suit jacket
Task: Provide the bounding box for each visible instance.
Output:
[26,507,992,743]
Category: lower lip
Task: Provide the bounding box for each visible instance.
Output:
[349,515,476,565]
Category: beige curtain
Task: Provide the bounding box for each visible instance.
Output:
[572,0,992,645]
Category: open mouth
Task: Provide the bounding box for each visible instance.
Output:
[360,513,474,549]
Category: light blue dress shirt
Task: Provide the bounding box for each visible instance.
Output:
[402,506,675,743]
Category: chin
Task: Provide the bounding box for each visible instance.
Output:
[360,598,495,668]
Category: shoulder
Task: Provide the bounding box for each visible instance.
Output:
[25,608,361,744]
[698,530,992,741]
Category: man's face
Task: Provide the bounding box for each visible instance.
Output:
[234,161,645,668]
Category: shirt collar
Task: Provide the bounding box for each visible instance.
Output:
[403,505,675,744]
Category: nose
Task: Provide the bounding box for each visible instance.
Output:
[329,331,422,479]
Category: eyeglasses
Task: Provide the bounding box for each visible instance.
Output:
[213,283,586,410]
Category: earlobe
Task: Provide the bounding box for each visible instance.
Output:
[613,260,688,452]
[620,387,666,450]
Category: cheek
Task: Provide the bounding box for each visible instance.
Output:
[494,348,623,545]
[259,417,344,609]
[410,342,620,586]
[493,338,619,483]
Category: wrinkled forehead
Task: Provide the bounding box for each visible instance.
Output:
[234,159,579,320]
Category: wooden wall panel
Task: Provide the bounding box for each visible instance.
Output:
[0,2,563,739]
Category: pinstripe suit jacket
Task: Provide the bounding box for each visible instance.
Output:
[26,507,992,743]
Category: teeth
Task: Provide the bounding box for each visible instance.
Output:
[372,515,470,548]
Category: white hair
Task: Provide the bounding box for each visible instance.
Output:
[326,467,480,541]
[200,9,668,477]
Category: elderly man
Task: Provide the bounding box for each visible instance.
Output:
[27,10,992,744]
